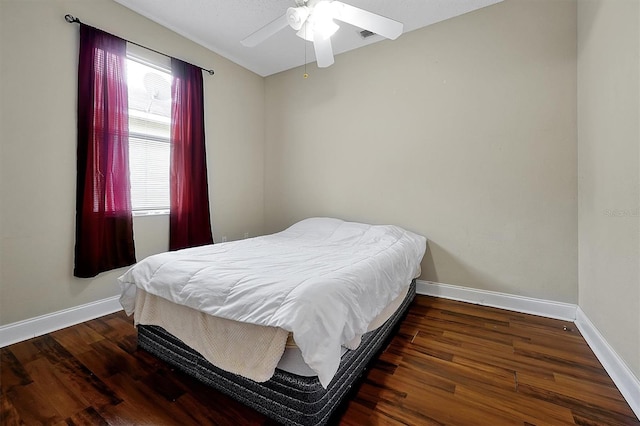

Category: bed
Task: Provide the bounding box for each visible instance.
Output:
[118,217,426,425]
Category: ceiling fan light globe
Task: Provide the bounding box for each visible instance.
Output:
[286,6,309,31]
[314,19,339,39]
[306,1,339,40]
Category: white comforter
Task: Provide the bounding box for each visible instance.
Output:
[118,217,426,387]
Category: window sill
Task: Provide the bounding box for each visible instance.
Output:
[133,209,169,217]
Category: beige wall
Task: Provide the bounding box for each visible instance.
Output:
[264,0,578,303]
[577,0,640,379]
[0,0,265,325]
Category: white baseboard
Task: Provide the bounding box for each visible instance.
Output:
[0,296,123,348]
[575,307,640,420]
[415,280,577,321]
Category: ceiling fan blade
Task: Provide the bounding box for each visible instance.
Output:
[241,14,289,47]
[313,31,335,68]
[330,1,403,40]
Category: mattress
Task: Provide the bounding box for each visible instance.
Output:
[137,280,416,426]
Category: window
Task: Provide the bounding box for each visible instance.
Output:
[126,52,172,215]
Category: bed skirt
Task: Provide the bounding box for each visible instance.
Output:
[137,280,416,426]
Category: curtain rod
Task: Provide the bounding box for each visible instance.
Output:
[64,14,215,76]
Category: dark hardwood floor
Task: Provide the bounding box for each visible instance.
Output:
[1,295,638,425]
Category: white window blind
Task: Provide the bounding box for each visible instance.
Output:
[129,134,170,210]
[126,55,172,213]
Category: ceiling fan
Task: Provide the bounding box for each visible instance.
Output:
[240,0,403,68]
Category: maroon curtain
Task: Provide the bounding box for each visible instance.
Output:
[169,58,213,251]
[74,24,136,278]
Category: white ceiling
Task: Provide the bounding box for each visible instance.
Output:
[113,0,503,77]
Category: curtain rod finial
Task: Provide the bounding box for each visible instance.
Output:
[207,69,215,75]
[65,14,79,24]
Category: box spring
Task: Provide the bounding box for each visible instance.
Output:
[137,280,416,426]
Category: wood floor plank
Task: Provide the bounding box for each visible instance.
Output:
[98,398,166,425]
[2,295,638,425]
[400,350,518,394]
[372,399,446,426]
[74,339,149,380]
[0,391,23,426]
[62,406,110,426]
[553,373,629,403]
[399,378,525,426]
[20,338,123,414]
[23,357,88,418]
[52,356,123,408]
[517,371,637,421]
[3,383,64,424]
[4,339,43,367]
[452,379,577,425]
[514,340,604,370]
[358,377,409,407]
[441,328,517,352]
[0,349,32,393]
[50,323,105,357]
[99,372,198,425]
[409,325,604,385]
[384,366,457,397]
[338,400,374,426]
[416,298,515,323]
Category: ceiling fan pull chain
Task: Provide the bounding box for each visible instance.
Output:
[303,22,309,79]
